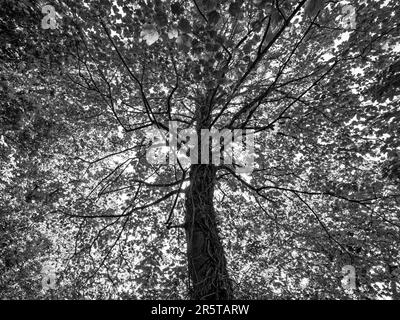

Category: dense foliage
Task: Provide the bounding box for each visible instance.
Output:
[1,0,400,299]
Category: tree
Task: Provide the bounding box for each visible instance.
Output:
[2,0,400,299]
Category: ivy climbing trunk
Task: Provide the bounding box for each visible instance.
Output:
[184,163,233,299]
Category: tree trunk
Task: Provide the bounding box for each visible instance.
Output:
[184,163,233,299]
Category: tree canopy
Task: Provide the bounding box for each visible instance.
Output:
[1,0,400,299]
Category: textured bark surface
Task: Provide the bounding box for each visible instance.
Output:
[184,164,233,299]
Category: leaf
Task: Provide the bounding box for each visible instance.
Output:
[171,2,184,15]
[251,20,262,33]
[154,11,168,27]
[168,28,178,39]
[207,10,220,25]
[176,34,192,48]
[270,7,282,31]
[201,0,217,12]
[228,2,241,17]
[178,18,192,33]
[243,42,253,54]
[305,0,324,18]
[140,24,159,46]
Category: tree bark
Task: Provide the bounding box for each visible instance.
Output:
[184,163,233,299]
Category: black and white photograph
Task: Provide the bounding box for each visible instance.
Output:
[1,0,400,307]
